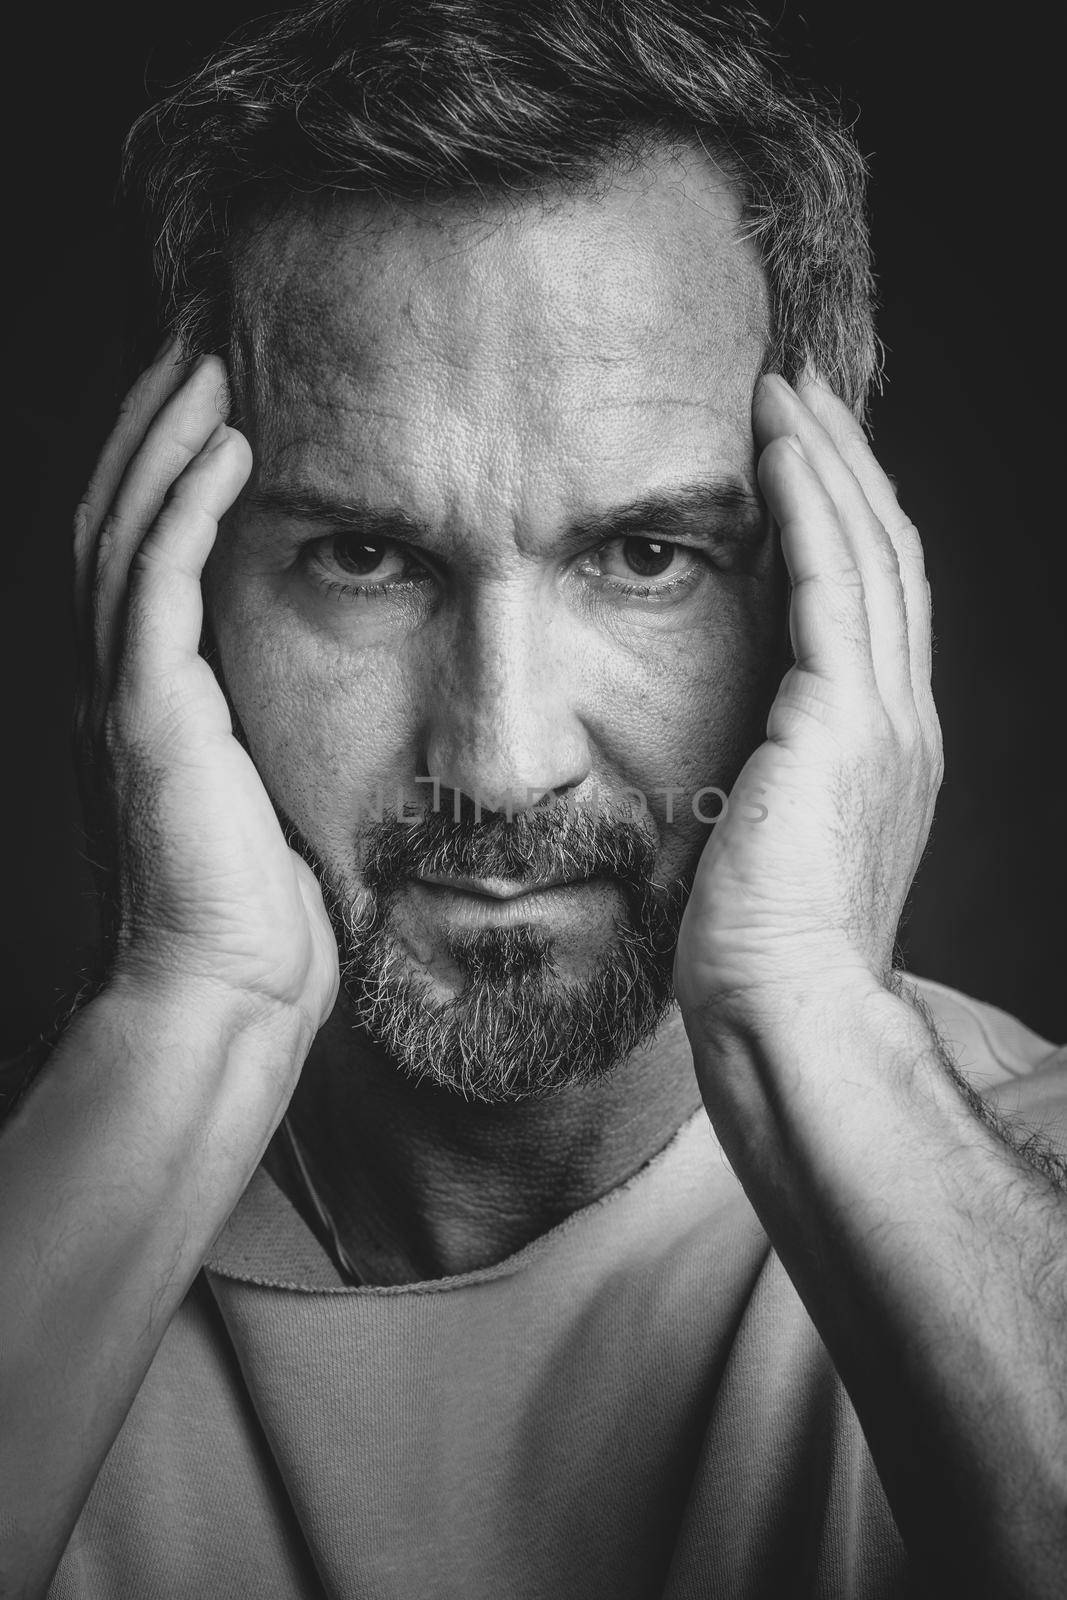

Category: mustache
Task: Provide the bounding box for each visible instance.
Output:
[359,802,660,896]
[209,655,654,894]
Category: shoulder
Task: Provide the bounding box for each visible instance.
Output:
[899,971,1062,1088]
[900,970,1067,1147]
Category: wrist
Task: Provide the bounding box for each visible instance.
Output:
[683,965,938,1157]
[681,952,897,1055]
[69,971,319,1143]
[102,963,321,1058]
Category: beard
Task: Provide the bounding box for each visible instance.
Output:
[284,798,693,1105]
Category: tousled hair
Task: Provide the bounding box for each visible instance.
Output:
[122,0,881,415]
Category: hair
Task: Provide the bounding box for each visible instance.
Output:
[122,0,881,415]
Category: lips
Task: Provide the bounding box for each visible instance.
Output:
[415,873,592,900]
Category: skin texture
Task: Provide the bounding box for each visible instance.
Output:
[2,142,1064,1600]
[200,154,790,1274]
[211,155,783,1005]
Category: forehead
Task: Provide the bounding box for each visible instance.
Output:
[232,148,769,511]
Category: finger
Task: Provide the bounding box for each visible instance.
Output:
[801,376,906,537]
[757,433,876,690]
[758,375,912,715]
[120,426,252,684]
[800,376,935,722]
[90,356,232,721]
[73,338,189,652]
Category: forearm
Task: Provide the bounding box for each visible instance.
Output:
[0,980,313,1599]
[689,980,1067,1600]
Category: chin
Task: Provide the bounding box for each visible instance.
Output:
[337,917,677,1105]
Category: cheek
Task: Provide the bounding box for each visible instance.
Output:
[206,550,785,876]
[587,573,784,873]
[208,584,416,860]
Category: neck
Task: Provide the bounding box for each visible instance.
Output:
[269,1004,702,1285]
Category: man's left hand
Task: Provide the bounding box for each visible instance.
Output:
[674,372,942,1029]
[672,375,1067,1600]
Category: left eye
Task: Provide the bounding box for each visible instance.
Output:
[596,537,687,581]
[312,533,414,585]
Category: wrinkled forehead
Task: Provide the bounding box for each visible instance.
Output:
[229,148,770,472]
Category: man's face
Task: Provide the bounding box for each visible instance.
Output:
[207,148,784,1099]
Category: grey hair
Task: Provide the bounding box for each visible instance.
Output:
[122,0,882,415]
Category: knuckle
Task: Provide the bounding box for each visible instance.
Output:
[72,499,94,546]
[835,423,874,475]
[874,542,904,587]
[890,515,924,560]
[156,464,209,529]
[867,706,899,751]
[94,510,130,570]
[128,534,182,587]
[897,718,930,769]
[117,380,146,420]
[830,564,866,596]
[128,541,162,581]
[159,436,199,486]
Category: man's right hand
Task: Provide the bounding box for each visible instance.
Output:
[0,344,339,1600]
[73,342,339,1042]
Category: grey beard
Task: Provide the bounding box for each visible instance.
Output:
[202,618,691,1102]
[336,906,680,1104]
[293,802,690,1104]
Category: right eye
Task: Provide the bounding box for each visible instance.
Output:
[304,533,429,600]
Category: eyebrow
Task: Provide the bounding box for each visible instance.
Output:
[569,480,764,550]
[241,477,765,553]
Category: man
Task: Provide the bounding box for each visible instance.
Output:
[1,2,1064,1596]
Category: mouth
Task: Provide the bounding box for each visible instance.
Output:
[403,872,613,936]
[415,872,594,900]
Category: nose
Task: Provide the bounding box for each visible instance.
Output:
[421,588,590,815]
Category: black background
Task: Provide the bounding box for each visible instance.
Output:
[4,3,1063,1053]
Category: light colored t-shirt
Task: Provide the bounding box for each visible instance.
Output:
[48,976,1066,1600]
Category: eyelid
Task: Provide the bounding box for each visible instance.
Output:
[588,534,702,571]
[305,535,434,607]
[597,523,766,582]
[595,532,702,555]
[307,530,423,578]
[574,538,707,607]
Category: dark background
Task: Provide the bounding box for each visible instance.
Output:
[5,3,1063,1053]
